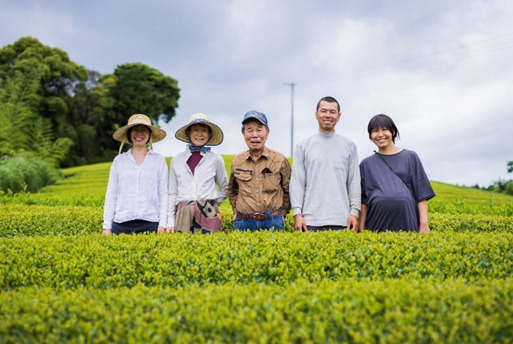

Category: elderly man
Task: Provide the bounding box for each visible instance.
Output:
[290,96,361,232]
[228,110,291,231]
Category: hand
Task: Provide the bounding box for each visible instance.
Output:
[157,226,166,234]
[166,227,175,233]
[294,214,308,232]
[419,223,430,234]
[347,215,359,232]
[102,229,112,236]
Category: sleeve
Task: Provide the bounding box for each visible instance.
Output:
[157,156,169,228]
[360,161,368,205]
[167,159,178,228]
[280,156,292,214]
[215,154,229,205]
[228,158,239,212]
[103,159,119,229]
[289,143,306,216]
[411,151,436,202]
[347,143,361,217]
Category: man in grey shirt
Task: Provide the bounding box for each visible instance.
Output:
[290,96,361,232]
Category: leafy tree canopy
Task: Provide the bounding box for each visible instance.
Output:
[100,62,180,125]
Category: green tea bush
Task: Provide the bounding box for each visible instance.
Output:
[0,279,511,343]
[0,205,101,237]
[1,232,511,290]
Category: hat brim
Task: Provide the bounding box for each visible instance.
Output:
[113,123,167,143]
[175,119,224,146]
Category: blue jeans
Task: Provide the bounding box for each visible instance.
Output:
[233,213,284,232]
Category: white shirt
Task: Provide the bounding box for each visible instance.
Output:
[167,147,229,227]
[103,149,169,229]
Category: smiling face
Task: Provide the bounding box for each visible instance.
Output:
[242,119,269,153]
[315,100,341,133]
[129,125,151,147]
[371,127,395,151]
[188,123,212,147]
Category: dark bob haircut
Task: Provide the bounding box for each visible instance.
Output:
[367,114,400,144]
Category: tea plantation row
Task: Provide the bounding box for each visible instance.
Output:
[1,203,513,237]
[1,279,511,343]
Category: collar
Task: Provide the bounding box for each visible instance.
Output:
[243,146,270,161]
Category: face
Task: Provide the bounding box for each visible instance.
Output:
[188,123,211,147]
[315,101,341,133]
[371,127,394,149]
[130,125,150,147]
[242,120,269,152]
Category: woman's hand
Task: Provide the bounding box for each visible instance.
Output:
[102,229,112,235]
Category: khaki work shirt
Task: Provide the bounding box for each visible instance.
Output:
[229,147,291,216]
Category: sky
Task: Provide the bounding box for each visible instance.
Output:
[1,0,513,187]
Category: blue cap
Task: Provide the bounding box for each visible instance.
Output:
[242,110,268,127]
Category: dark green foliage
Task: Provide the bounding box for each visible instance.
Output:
[0,37,180,169]
[101,62,180,125]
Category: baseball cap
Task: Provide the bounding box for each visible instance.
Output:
[242,110,268,127]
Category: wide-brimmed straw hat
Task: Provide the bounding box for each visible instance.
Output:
[112,114,167,154]
[175,113,224,146]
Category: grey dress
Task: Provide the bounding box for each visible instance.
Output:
[360,149,435,232]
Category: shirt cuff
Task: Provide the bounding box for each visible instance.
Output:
[292,207,302,216]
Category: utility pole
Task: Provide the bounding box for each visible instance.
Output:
[283,82,296,157]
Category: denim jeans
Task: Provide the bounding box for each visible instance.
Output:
[233,213,284,232]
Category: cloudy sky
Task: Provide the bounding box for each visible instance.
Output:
[2,0,513,186]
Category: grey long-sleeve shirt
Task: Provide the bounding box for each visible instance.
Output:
[290,132,361,226]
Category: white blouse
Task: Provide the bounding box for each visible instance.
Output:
[167,147,228,227]
[103,149,169,229]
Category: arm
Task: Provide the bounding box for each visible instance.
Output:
[346,143,361,218]
[102,160,118,234]
[228,163,239,221]
[215,155,229,204]
[290,144,306,218]
[157,157,168,233]
[418,200,430,233]
[166,161,178,232]
[358,204,368,232]
[280,157,292,216]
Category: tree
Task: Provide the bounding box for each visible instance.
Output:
[100,63,180,125]
[0,37,88,165]
[508,161,513,173]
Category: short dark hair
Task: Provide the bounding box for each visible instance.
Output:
[127,125,152,144]
[367,114,400,143]
[316,96,340,113]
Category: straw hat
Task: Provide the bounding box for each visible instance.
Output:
[175,113,224,146]
[113,114,167,143]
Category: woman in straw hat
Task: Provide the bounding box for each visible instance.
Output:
[167,113,228,234]
[103,114,169,235]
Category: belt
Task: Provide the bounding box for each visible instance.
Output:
[236,209,282,221]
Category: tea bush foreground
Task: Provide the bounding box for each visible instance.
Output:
[1,157,513,343]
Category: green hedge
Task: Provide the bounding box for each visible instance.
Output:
[1,204,513,237]
[0,279,511,343]
[1,232,511,290]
